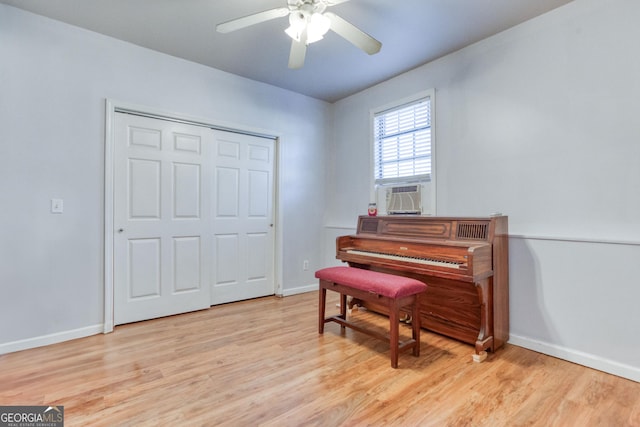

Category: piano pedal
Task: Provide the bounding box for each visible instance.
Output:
[335,303,359,314]
[400,314,412,324]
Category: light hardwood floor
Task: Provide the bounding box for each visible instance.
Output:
[1,291,639,426]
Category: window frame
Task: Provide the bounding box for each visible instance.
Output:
[370,89,435,186]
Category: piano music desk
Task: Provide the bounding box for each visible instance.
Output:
[315,266,428,368]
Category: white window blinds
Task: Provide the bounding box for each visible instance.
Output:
[373,97,432,184]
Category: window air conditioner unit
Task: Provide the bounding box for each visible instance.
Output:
[386,184,422,215]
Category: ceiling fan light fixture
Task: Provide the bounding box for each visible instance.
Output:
[285,11,307,42]
[285,9,330,44]
[285,25,301,41]
[306,13,331,44]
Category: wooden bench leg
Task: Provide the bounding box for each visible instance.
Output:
[320,280,349,334]
[389,300,400,369]
[339,292,347,330]
[319,284,327,334]
[412,296,421,357]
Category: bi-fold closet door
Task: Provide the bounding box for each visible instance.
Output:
[113,113,275,325]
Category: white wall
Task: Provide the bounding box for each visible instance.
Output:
[0,4,329,351]
[327,0,640,381]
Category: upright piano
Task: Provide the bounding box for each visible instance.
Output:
[336,215,509,361]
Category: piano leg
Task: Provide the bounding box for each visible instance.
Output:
[348,297,363,311]
[473,278,494,362]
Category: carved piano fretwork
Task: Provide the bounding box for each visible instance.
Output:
[336,215,509,361]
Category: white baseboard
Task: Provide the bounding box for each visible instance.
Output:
[280,283,317,297]
[0,324,104,355]
[509,334,640,383]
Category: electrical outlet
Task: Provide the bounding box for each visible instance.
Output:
[303,260,309,271]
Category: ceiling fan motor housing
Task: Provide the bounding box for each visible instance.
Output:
[288,0,328,15]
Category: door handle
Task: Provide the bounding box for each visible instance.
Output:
[117,228,124,233]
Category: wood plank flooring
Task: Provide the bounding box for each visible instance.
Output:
[1,291,639,426]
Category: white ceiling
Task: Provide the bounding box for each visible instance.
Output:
[1,0,573,102]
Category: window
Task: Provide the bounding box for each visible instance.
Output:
[373,94,432,184]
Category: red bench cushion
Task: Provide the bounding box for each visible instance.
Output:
[315,266,427,298]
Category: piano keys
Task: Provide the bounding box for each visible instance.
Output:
[336,215,509,361]
[344,249,464,269]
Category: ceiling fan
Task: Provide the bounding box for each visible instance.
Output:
[216,0,382,69]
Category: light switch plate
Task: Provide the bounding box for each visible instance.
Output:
[51,198,64,213]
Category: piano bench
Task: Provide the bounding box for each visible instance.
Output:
[315,266,427,368]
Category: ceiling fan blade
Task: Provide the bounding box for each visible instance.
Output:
[216,7,290,33]
[324,12,381,55]
[288,34,307,69]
